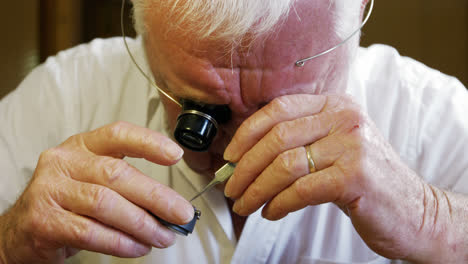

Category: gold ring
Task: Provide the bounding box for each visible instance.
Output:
[306,145,316,173]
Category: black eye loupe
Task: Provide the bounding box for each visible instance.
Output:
[174,99,231,152]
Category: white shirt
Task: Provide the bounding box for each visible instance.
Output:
[1,37,467,264]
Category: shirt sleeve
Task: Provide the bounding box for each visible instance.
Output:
[353,45,468,194]
[0,38,144,214]
[413,72,468,193]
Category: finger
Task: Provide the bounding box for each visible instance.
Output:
[262,166,345,220]
[225,105,362,199]
[51,209,152,258]
[232,146,309,216]
[306,133,351,171]
[68,121,183,165]
[234,132,356,215]
[68,154,194,225]
[57,179,176,248]
[225,112,334,199]
[224,94,327,162]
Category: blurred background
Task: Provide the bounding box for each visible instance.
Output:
[1,0,467,99]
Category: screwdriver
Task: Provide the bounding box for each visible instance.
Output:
[190,162,236,202]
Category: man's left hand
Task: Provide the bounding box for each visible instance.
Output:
[223,94,448,261]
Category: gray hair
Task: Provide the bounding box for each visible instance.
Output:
[132,0,361,45]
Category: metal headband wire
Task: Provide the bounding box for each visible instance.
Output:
[120,0,182,107]
[295,0,375,67]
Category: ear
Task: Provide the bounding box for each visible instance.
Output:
[362,0,370,8]
[361,0,370,20]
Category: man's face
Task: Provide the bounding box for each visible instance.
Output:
[143,0,361,178]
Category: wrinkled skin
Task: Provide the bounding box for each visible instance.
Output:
[1,0,467,263]
[223,94,433,260]
[143,0,468,263]
[0,123,194,263]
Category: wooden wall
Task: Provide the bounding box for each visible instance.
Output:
[361,0,468,87]
[0,0,40,99]
[40,0,83,62]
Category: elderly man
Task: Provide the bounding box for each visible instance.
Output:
[1,0,467,263]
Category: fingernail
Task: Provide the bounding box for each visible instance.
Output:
[154,227,176,248]
[224,188,231,198]
[164,141,184,160]
[174,199,194,223]
[224,178,234,197]
[233,198,243,214]
[223,151,232,161]
[224,143,234,161]
[135,243,151,256]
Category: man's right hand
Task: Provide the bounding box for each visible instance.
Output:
[0,121,194,264]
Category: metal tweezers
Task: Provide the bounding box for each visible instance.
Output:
[190,162,236,202]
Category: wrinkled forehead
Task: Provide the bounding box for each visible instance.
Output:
[143,0,361,68]
[140,0,362,109]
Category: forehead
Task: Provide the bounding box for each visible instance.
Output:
[147,1,342,63]
[143,0,352,109]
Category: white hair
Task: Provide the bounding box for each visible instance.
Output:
[132,0,361,44]
[133,0,295,42]
[333,0,362,40]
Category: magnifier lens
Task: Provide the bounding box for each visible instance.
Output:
[174,113,217,151]
[174,100,230,152]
